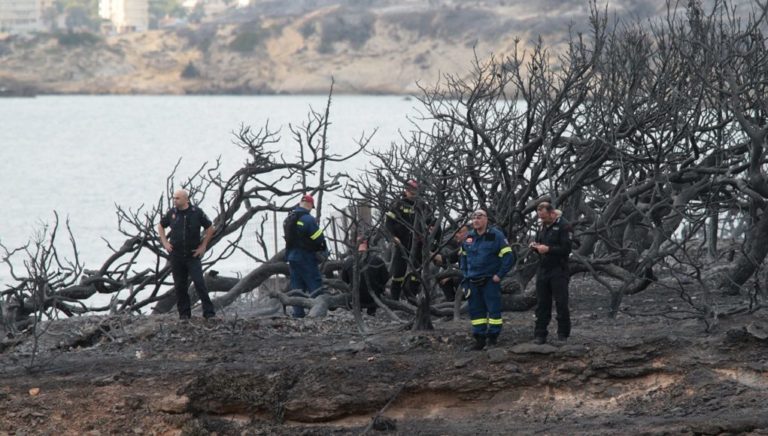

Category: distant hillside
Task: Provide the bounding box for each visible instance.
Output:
[0,0,668,94]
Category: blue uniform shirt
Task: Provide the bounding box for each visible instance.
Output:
[460,226,514,280]
[286,207,327,262]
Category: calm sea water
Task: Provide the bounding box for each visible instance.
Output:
[0,95,421,293]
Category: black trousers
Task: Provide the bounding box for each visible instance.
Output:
[438,277,458,302]
[170,255,216,319]
[534,269,570,339]
[390,247,409,301]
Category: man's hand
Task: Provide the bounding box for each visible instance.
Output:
[162,241,173,253]
[492,274,501,283]
[530,242,549,254]
[192,245,206,257]
[393,237,401,246]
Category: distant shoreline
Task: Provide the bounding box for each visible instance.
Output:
[0,90,417,97]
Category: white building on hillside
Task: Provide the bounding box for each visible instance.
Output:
[0,0,42,33]
[99,0,147,33]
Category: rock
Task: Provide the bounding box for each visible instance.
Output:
[487,348,507,363]
[454,356,474,368]
[688,422,723,435]
[332,341,366,354]
[372,416,397,431]
[28,388,40,396]
[558,344,589,357]
[155,394,189,414]
[510,343,558,354]
[746,322,768,340]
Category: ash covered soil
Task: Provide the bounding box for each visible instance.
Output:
[2,277,768,435]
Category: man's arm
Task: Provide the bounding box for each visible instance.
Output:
[193,224,215,257]
[494,233,514,282]
[546,223,572,258]
[384,202,401,245]
[303,215,327,252]
[157,211,173,253]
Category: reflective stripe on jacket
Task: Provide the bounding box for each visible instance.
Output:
[460,226,514,279]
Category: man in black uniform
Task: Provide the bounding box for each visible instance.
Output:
[341,237,390,315]
[158,189,216,320]
[529,200,573,344]
[384,179,422,301]
[432,223,470,302]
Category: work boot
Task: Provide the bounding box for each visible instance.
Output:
[557,334,568,342]
[487,335,498,347]
[533,336,546,345]
[468,335,486,351]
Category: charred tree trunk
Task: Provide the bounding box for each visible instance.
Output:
[720,206,768,293]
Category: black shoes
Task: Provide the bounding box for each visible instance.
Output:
[534,336,546,345]
[468,335,487,351]
[557,334,568,342]
[487,335,498,347]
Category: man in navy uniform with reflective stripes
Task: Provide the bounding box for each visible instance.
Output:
[460,209,515,350]
[284,194,328,318]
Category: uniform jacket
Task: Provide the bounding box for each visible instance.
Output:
[384,195,418,247]
[286,207,327,262]
[460,226,514,280]
[535,216,573,271]
[438,234,463,266]
[160,206,212,257]
[341,252,390,305]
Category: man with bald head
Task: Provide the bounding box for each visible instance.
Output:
[158,189,216,320]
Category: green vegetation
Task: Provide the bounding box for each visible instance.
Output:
[149,0,187,29]
[176,25,217,52]
[58,0,100,32]
[229,20,273,53]
[317,9,375,54]
[230,32,261,52]
[55,31,102,46]
[299,21,316,39]
[181,61,201,78]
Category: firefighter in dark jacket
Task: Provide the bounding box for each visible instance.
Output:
[433,223,470,301]
[460,209,515,350]
[384,179,424,302]
[285,194,329,318]
[157,189,216,320]
[529,200,573,344]
[341,237,390,315]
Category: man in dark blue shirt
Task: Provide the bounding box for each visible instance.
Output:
[284,194,328,318]
[460,209,515,350]
[157,189,216,320]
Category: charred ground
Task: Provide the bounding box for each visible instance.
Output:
[1,277,768,435]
